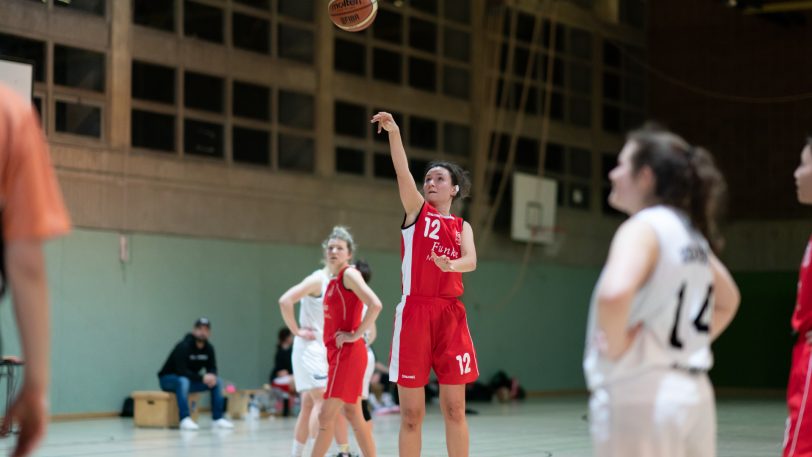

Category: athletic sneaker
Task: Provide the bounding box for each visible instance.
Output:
[213,418,235,429]
[179,417,199,430]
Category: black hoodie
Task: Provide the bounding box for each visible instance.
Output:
[158,333,217,383]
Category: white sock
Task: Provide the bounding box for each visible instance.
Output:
[291,440,305,457]
[338,443,350,453]
[303,438,316,457]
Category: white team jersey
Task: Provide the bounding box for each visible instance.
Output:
[584,206,715,390]
[298,269,329,337]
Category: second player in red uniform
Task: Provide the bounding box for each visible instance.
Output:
[785,137,812,457]
[372,111,478,457]
[310,227,382,457]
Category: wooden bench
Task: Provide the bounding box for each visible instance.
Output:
[132,391,201,428]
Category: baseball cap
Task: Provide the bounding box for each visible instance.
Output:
[194,317,211,328]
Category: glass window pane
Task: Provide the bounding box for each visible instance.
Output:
[132,61,175,104]
[334,39,366,75]
[132,109,175,152]
[602,152,617,185]
[443,27,470,62]
[133,0,175,31]
[443,66,469,99]
[409,18,437,53]
[373,152,396,179]
[184,0,223,43]
[444,0,471,24]
[335,101,367,138]
[516,12,535,43]
[515,137,539,171]
[550,92,564,120]
[443,122,470,157]
[278,90,314,129]
[624,77,645,107]
[603,72,621,101]
[603,41,621,68]
[569,62,592,95]
[184,118,223,158]
[279,25,313,64]
[544,143,565,174]
[409,57,436,92]
[233,81,270,121]
[56,101,101,138]
[569,97,591,127]
[569,147,592,179]
[552,57,565,87]
[233,13,269,54]
[278,134,314,172]
[513,46,530,78]
[373,48,401,83]
[602,104,621,132]
[570,27,592,59]
[233,127,270,165]
[184,71,224,113]
[373,9,403,44]
[336,147,365,175]
[278,0,314,21]
[54,45,105,92]
[55,0,105,16]
[0,33,46,82]
[409,116,437,150]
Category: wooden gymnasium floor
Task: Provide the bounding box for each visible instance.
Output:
[4,396,786,457]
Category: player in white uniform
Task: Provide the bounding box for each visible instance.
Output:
[279,251,351,457]
[584,126,741,457]
[355,259,377,423]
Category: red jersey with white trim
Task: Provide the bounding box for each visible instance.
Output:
[791,236,812,334]
[323,266,364,350]
[401,202,464,298]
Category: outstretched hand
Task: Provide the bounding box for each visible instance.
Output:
[371,112,399,134]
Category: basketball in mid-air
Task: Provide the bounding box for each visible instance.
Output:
[328,0,378,32]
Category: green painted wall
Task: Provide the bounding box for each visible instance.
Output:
[0,229,799,415]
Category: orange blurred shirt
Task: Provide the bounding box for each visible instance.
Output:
[0,84,70,241]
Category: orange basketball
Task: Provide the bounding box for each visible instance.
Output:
[328,0,378,32]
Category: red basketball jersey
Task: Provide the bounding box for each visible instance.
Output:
[401,202,464,298]
[792,236,812,334]
[323,266,364,349]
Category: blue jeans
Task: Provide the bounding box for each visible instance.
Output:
[159,375,224,421]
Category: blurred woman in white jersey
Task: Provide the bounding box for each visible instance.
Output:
[584,125,741,457]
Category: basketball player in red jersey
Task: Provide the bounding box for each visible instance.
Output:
[371,112,478,457]
[785,137,812,457]
[311,227,382,457]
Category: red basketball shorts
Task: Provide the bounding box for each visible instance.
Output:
[325,340,368,403]
[389,295,479,388]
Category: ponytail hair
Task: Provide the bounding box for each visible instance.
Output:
[628,124,727,252]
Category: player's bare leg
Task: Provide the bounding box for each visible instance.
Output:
[343,400,376,457]
[398,386,425,457]
[311,398,341,457]
[440,384,469,457]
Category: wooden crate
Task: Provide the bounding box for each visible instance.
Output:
[132,391,201,428]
